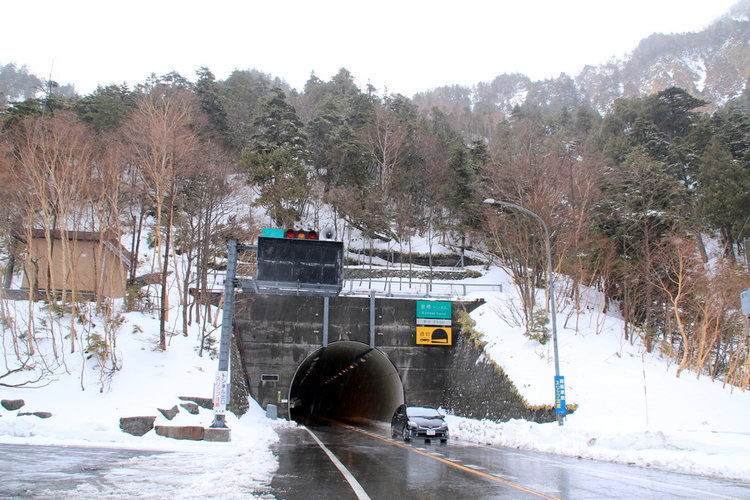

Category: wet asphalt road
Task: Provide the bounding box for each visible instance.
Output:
[271,423,750,500]
[3,428,750,499]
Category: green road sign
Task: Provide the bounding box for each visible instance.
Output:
[416,300,452,320]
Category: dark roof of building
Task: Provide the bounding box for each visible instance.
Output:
[13,228,132,266]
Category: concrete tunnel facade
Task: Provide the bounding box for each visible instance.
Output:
[233,292,484,423]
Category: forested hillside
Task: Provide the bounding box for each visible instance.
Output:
[1,3,750,392]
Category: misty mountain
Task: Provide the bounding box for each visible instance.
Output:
[415,0,750,117]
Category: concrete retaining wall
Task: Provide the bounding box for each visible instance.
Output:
[232,292,558,422]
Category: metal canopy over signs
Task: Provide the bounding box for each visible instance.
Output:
[416,300,453,345]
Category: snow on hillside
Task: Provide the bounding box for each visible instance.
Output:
[2,250,750,495]
[0,297,287,498]
[448,267,750,481]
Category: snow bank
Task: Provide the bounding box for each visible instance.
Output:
[451,268,750,481]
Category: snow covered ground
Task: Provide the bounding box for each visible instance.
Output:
[2,260,750,497]
[448,270,750,481]
[0,301,289,498]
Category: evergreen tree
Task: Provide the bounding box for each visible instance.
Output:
[591,149,685,328]
[697,137,750,257]
[446,140,485,232]
[220,69,275,150]
[74,84,134,131]
[1,98,44,129]
[194,67,231,145]
[572,104,601,137]
[0,63,43,106]
[239,87,309,227]
[251,87,306,154]
[643,87,707,141]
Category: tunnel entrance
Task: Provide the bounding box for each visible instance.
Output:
[289,341,404,424]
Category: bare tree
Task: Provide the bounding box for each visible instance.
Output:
[174,142,245,339]
[7,112,99,356]
[124,87,200,350]
[649,236,749,380]
[483,125,570,333]
[364,101,408,200]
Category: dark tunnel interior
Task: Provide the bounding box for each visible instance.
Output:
[289,341,404,424]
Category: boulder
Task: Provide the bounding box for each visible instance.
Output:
[17,411,52,419]
[158,405,179,420]
[1,399,25,411]
[119,416,156,436]
[179,396,213,410]
[179,402,200,415]
[155,425,204,441]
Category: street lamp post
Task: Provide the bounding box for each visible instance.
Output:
[483,199,565,426]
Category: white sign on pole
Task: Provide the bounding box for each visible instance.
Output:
[213,370,229,415]
[416,317,452,326]
[741,288,750,317]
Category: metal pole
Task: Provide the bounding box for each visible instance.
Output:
[369,290,376,348]
[483,199,564,425]
[211,239,237,429]
[322,296,330,347]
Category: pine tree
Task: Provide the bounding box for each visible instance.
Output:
[697,137,750,258]
[251,87,306,154]
[239,87,309,227]
[74,84,134,131]
[194,67,231,145]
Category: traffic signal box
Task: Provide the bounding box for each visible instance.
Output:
[255,230,344,296]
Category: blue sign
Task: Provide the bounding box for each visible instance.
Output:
[555,376,567,415]
[261,228,286,238]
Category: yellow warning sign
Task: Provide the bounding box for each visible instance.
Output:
[416,326,452,345]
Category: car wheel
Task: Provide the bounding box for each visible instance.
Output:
[403,426,411,442]
[440,438,448,443]
[391,427,397,439]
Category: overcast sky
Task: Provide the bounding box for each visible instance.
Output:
[2,0,740,97]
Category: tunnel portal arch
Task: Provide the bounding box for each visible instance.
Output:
[289,341,404,423]
[233,293,486,422]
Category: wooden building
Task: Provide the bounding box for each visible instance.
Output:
[15,229,131,299]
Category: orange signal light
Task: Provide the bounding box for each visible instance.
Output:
[284,229,319,240]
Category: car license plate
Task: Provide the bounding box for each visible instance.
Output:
[427,430,436,436]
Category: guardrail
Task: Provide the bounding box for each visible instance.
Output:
[340,278,501,298]
[200,273,502,299]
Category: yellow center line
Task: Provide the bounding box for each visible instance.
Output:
[334,421,560,500]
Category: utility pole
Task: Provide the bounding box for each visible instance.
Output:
[484,199,566,426]
[210,239,238,432]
